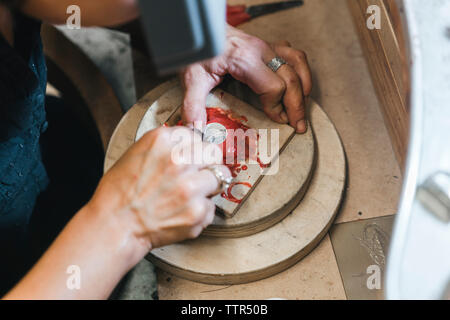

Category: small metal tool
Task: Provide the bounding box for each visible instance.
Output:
[203,123,227,144]
[227,0,304,27]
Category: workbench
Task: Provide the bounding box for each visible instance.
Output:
[126,0,403,299]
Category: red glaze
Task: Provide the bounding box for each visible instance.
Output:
[206,107,258,177]
[221,182,252,204]
[173,107,272,203]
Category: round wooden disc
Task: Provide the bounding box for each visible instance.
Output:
[146,101,346,284]
[133,81,316,238]
[105,79,181,173]
[104,80,346,285]
[205,132,316,237]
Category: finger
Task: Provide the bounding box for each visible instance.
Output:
[184,197,215,230]
[189,200,215,238]
[181,65,216,128]
[169,130,225,169]
[273,46,312,97]
[275,64,307,133]
[187,225,204,239]
[164,126,205,169]
[183,164,231,197]
[200,199,216,228]
[134,126,170,152]
[232,59,287,124]
[273,40,291,48]
[201,141,224,167]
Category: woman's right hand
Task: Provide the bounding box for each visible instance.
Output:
[88,126,231,251]
[4,126,230,300]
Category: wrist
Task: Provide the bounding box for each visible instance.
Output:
[82,201,151,271]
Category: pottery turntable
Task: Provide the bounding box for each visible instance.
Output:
[104,79,346,285]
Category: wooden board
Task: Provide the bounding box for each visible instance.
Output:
[204,129,316,237]
[146,101,346,284]
[347,0,409,168]
[134,82,311,220]
[136,82,315,237]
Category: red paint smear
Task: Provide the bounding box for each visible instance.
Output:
[174,107,262,176]
[173,107,272,204]
[206,107,262,177]
[257,157,269,169]
[221,182,252,204]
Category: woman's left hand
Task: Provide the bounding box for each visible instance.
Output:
[181,25,312,133]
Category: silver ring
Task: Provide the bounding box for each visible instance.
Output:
[267,57,287,73]
[205,165,232,194]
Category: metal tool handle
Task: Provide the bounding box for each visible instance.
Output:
[139,0,226,75]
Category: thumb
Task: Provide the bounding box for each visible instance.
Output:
[181,65,217,129]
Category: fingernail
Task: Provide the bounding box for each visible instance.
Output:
[296,120,307,133]
[193,120,205,133]
[280,111,288,123]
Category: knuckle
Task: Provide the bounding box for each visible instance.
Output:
[250,37,269,49]
[295,50,307,62]
[155,126,170,136]
[285,73,299,86]
[235,48,255,65]
[228,38,252,58]
[142,127,161,141]
[271,79,286,96]
[152,127,171,145]
[186,200,205,225]
[177,183,193,202]
[138,131,154,148]
[184,209,197,226]
[139,127,170,151]
[205,201,216,223]
[188,226,202,239]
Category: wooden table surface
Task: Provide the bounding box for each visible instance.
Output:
[130,0,403,299]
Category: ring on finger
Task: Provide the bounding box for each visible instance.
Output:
[267,56,287,73]
[205,165,232,195]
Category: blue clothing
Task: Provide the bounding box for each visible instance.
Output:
[0,12,49,294]
[0,12,103,295]
[0,13,48,245]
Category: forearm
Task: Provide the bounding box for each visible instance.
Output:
[3,204,147,300]
[21,0,139,26]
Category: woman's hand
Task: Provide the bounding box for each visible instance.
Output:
[181,26,312,133]
[89,126,231,250]
[4,127,230,299]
